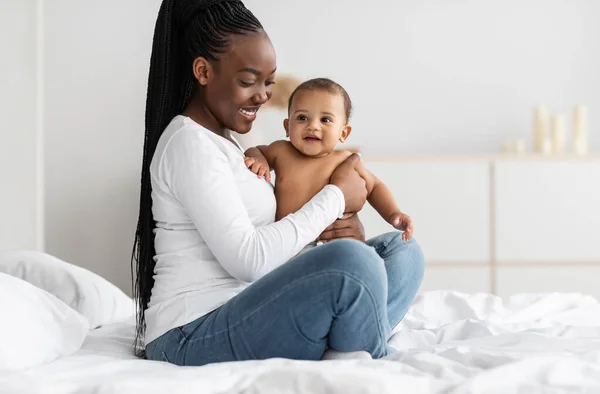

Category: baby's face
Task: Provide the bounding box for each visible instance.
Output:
[285,90,350,157]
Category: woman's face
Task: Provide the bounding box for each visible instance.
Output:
[202,30,277,134]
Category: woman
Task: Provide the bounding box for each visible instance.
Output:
[132,0,424,366]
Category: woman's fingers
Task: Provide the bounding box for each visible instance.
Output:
[318,214,365,242]
[321,220,351,235]
[323,224,335,232]
[317,227,357,242]
[329,153,368,213]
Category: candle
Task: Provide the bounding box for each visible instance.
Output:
[551,115,566,154]
[574,138,587,155]
[515,139,526,154]
[533,106,548,153]
[573,105,589,155]
[503,139,526,154]
[541,138,552,155]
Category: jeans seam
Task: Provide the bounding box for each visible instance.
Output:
[175,327,187,341]
[160,351,170,363]
[289,316,323,347]
[183,270,388,347]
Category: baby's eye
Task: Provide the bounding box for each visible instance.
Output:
[321,117,332,123]
[297,115,308,121]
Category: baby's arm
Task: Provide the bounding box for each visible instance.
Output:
[355,161,414,241]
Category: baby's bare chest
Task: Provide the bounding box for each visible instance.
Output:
[274,156,345,197]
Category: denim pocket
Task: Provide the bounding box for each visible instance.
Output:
[155,327,187,364]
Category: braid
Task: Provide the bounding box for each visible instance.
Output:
[131,0,262,357]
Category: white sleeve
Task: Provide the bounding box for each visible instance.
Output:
[166,132,345,283]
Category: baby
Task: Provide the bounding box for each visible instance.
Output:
[244,78,413,244]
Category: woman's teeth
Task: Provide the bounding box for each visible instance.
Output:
[239,108,257,116]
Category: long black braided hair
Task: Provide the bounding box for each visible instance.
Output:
[131,0,262,356]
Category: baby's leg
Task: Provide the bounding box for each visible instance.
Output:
[365,232,425,331]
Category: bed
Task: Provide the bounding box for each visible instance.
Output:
[2,251,600,393]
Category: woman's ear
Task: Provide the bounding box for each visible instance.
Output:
[283,118,290,137]
[192,57,212,86]
[339,124,352,143]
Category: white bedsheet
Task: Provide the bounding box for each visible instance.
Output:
[3,290,600,393]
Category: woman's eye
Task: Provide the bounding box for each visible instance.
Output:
[266,80,276,86]
[240,81,255,87]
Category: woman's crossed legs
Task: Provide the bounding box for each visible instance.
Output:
[146,234,424,366]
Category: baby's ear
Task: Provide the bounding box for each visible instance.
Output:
[339,124,352,143]
[283,119,290,137]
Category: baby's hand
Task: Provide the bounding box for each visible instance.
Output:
[388,212,414,241]
[244,156,271,182]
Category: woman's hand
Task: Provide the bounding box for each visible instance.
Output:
[329,153,368,213]
[317,214,366,243]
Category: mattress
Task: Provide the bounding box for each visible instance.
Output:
[2,290,600,394]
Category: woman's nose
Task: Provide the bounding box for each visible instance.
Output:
[253,89,269,105]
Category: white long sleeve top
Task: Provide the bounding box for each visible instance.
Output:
[144,115,345,344]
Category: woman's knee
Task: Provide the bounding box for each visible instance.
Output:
[405,238,425,279]
[385,235,425,284]
[373,231,424,261]
[317,239,386,281]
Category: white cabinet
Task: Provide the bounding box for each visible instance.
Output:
[361,157,600,298]
[495,161,600,262]
[421,266,491,294]
[496,266,600,300]
[361,161,491,263]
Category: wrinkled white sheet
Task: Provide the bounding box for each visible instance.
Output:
[3,290,600,393]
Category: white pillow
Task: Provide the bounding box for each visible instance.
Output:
[0,273,89,371]
[0,250,135,329]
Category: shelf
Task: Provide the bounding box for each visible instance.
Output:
[362,154,600,163]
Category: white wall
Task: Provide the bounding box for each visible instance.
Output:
[43,0,160,293]
[3,1,599,293]
[246,0,599,155]
[0,0,40,251]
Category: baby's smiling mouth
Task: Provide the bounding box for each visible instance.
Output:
[303,136,321,143]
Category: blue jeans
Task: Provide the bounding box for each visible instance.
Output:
[145,232,424,366]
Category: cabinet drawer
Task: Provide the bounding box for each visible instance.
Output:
[420,266,491,294]
[496,266,600,300]
[495,161,600,262]
[362,161,491,263]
